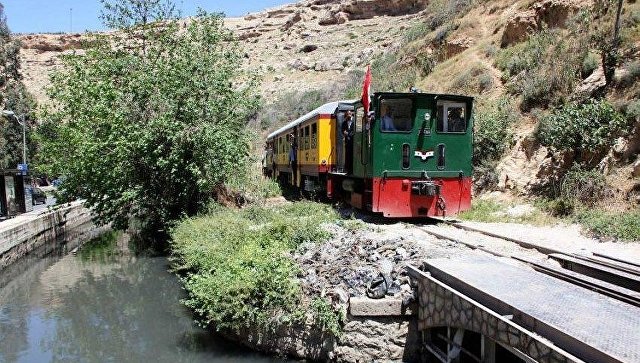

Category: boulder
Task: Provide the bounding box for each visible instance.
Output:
[287,59,311,71]
[501,10,538,47]
[576,66,606,97]
[633,158,640,178]
[301,44,318,53]
[281,11,303,31]
[444,37,474,58]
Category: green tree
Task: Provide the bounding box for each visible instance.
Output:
[0,2,36,169]
[38,0,259,234]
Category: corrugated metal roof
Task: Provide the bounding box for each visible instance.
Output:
[266,99,357,140]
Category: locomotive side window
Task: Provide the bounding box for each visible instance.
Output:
[311,123,317,149]
[379,98,413,132]
[436,101,467,133]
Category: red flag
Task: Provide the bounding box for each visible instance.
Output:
[361,65,372,115]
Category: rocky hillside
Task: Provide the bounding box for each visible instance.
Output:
[16,0,640,208]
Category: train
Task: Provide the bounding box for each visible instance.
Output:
[264,91,473,218]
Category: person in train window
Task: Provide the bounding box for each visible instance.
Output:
[448,107,465,132]
[289,128,298,185]
[381,105,396,131]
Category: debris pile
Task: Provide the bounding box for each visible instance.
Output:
[294,223,424,309]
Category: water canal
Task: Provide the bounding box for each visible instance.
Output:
[0,233,285,363]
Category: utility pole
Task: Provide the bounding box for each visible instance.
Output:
[70,8,73,33]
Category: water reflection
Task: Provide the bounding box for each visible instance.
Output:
[0,235,285,363]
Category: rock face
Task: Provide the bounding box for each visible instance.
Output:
[19,0,429,105]
[312,0,429,24]
[501,0,591,47]
[20,33,85,53]
[501,10,538,47]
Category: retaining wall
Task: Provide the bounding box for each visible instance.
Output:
[0,202,110,270]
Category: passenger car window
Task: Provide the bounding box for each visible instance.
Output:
[436,101,467,133]
[380,98,413,132]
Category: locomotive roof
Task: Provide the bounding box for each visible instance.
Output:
[266,99,357,140]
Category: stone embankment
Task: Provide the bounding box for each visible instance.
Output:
[0,202,110,269]
[223,220,468,362]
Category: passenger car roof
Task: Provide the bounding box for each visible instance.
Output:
[266,99,357,140]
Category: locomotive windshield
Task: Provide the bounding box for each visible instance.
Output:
[379,98,413,132]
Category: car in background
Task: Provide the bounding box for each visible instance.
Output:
[32,187,47,205]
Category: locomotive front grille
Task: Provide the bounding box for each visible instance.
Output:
[411,181,440,196]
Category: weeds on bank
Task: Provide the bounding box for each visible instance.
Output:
[458,199,556,225]
[573,209,640,242]
[171,202,341,333]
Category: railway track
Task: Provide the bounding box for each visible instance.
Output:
[419,219,640,308]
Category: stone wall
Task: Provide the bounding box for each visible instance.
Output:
[0,202,110,270]
[224,298,420,362]
[411,268,583,363]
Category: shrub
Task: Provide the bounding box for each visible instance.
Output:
[473,159,500,191]
[404,23,430,43]
[311,298,343,337]
[560,164,610,207]
[540,197,575,217]
[171,202,339,332]
[574,209,640,242]
[473,97,518,165]
[478,73,494,93]
[581,52,600,78]
[536,100,626,160]
[620,60,640,87]
[626,99,640,121]
[425,0,476,30]
[497,30,585,110]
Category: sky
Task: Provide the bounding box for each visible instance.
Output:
[2,0,293,34]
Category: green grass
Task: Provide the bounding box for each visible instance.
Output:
[574,208,640,242]
[171,201,340,333]
[458,199,556,225]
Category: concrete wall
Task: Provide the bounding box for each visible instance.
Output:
[0,202,110,270]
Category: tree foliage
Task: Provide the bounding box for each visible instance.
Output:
[536,100,626,160]
[0,3,36,169]
[38,0,259,233]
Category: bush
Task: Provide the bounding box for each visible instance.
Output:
[540,197,575,217]
[626,99,640,121]
[536,100,626,159]
[478,73,494,93]
[425,0,476,30]
[171,202,339,332]
[473,159,500,191]
[581,52,600,78]
[620,60,640,87]
[574,209,640,242]
[497,30,585,110]
[404,23,430,43]
[473,97,518,165]
[560,164,610,207]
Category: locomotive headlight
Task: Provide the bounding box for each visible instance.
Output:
[424,113,431,121]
